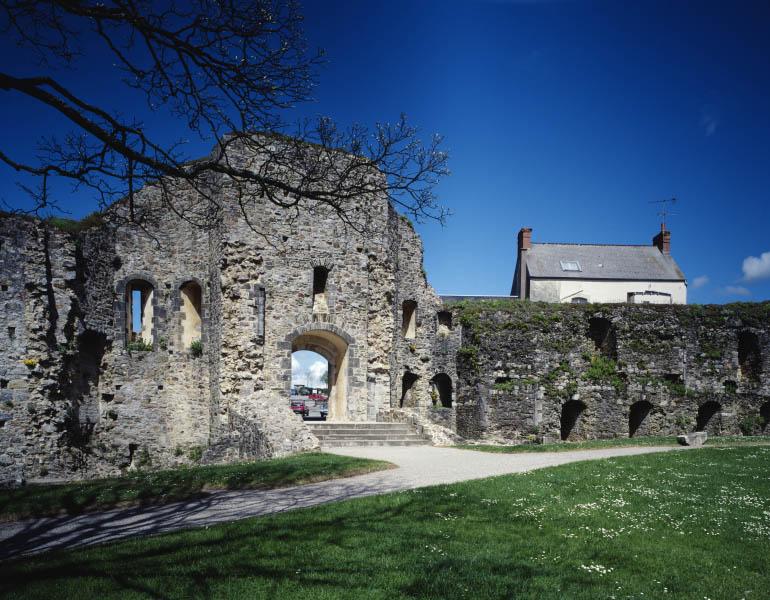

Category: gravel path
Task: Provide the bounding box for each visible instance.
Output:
[0,445,681,560]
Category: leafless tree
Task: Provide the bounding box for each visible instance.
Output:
[0,0,449,233]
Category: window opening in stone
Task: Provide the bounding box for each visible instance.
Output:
[430,373,452,408]
[587,317,616,359]
[437,311,452,332]
[128,443,138,468]
[180,281,202,349]
[255,286,266,338]
[402,300,417,339]
[126,280,154,346]
[291,350,329,420]
[7,326,15,340]
[312,267,330,314]
[400,371,419,408]
[696,401,722,433]
[1,284,7,291]
[738,330,761,381]
[0,379,8,389]
[560,400,586,441]
[760,402,770,432]
[628,400,653,437]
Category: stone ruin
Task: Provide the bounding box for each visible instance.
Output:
[1,141,768,485]
[452,301,770,444]
[0,140,458,486]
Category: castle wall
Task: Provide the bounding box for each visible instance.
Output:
[0,218,81,484]
[0,144,448,482]
[451,301,770,443]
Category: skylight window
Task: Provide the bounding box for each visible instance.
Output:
[560,260,582,272]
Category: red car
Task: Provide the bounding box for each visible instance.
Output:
[307,393,327,401]
[290,399,307,416]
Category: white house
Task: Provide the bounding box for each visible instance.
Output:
[511,225,687,304]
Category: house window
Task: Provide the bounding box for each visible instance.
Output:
[560,260,582,272]
[571,297,588,304]
[126,280,154,346]
[402,300,417,339]
[312,266,329,313]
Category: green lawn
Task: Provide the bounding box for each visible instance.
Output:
[2,446,769,599]
[0,453,392,521]
[457,434,770,453]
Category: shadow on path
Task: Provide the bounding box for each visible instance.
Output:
[0,445,681,560]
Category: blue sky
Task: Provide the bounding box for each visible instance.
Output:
[1,0,769,303]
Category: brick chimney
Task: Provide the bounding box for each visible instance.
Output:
[514,227,533,299]
[518,227,532,251]
[653,224,671,255]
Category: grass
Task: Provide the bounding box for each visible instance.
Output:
[457,434,770,453]
[0,453,392,522]
[1,446,768,598]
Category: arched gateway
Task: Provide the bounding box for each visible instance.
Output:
[288,324,354,421]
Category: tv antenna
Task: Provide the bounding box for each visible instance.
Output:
[649,197,678,229]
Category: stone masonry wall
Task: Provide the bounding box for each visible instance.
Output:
[0,139,449,482]
[0,217,82,484]
[451,300,770,443]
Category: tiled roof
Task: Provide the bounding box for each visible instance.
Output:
[526,243,686,281]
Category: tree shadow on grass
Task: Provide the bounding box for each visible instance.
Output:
[0,454,382,521]
[0,489,488,599]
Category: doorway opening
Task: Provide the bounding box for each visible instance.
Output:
[291,329,349,421]
[291,350,329,421]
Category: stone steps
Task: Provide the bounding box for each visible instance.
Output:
[306,422,429,447]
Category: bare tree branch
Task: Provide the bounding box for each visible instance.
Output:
[0,0,449,234]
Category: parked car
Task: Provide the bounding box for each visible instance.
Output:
[290,399,307,416]
[319,402,328,420]
[308,393,327,402]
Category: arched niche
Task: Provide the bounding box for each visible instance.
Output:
[400,371,419,407]
[179,280,203,348]
[560,400,587,441]
[402,300,417,339]
[430,373,453,408]
[628,400,653,437]
[696,401,722,433]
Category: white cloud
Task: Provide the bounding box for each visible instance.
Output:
[691,275,709,289]
[742,251,770,282]
[723,285,751,297]
[291,355,302,380]
[307,360,328,387]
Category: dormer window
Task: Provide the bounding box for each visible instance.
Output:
[560,260,581,272]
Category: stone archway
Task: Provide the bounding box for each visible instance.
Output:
[290,327,351,421]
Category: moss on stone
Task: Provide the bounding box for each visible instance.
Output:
[46,212,105,235]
